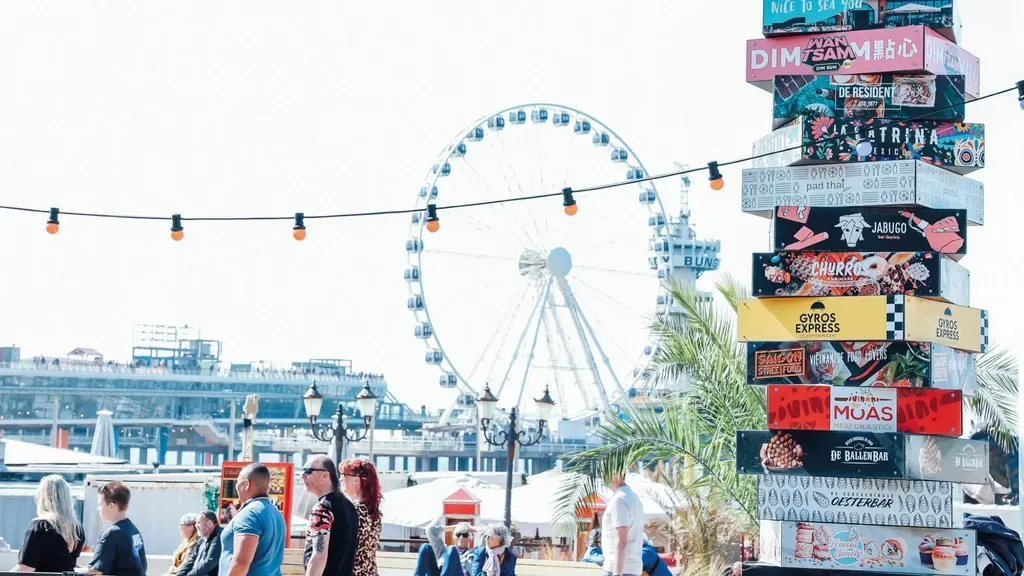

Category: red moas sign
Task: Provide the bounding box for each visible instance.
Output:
[768,385,961,436]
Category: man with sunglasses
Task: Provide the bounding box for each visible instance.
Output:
[302,455,359,576]
[414,521,476,576]
[220,463,286,576]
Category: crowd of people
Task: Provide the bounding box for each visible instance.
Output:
[6,461,657,576]
[5,456,393,576]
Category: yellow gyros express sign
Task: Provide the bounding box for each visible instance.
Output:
[737,295,988,353]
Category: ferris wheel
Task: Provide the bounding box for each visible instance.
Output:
[404,103,671,424]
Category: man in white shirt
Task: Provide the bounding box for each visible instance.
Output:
[601,472,644,576]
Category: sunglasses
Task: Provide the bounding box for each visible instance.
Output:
[455,533,470,538]
[303,467,329,475]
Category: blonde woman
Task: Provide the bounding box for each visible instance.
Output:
[11,475,84,572]
[169,513,200,574]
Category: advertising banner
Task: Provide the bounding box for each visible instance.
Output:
[737,295,988,353]
[752,121,804,169]
[736,430,990,483]
[772,207,968,259]
[759,521,976,574]
[756,475,958,528]
[745,341,977,393]
[750,117,985,174]
[737,428,991,481]
[740,161,985,226]
[767,385,963,436]
[903,295,988,354]
[219,461,294,539]
[746,26,980,97]
[773,74,966,129]
[762,0,961,43]
[752,251,969,306]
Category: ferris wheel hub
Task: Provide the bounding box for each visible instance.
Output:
[546,247,572,278]
[517,247,573,279]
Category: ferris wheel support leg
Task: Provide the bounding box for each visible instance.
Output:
[513,275,554,408]
[548,303,594,413]
[556,277,611,412]
[495,278,547,400]
[559,278,626,398]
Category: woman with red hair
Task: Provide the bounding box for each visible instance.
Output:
[340,458,383,576]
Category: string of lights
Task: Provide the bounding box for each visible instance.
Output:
[11,82,1024,241]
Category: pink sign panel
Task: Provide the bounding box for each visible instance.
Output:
[747,25,980,98]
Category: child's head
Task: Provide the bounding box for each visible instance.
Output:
[97,481,131,522]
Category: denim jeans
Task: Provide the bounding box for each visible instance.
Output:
[414,543,466,576]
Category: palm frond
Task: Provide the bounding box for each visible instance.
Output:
[967,346,1019,452]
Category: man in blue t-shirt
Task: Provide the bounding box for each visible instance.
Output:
[220,463,287,576]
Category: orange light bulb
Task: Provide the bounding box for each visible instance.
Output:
[46,222,59,234]
[293,228,307,241]
[171,230,184,241]
[710,178,724,191]
[426,219,440,233]
[564,203,578,216]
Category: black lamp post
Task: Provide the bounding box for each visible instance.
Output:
[477,384,555,528]
[302,381,379,463]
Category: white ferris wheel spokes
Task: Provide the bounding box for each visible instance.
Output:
[405,104,668,423]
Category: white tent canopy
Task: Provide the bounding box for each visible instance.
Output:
[0,438,125,466]
[379,470,673,539]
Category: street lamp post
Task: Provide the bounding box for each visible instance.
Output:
[477,384,555,529]
[302,381,379,464]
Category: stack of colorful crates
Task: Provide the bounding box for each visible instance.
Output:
[734,2,990,574]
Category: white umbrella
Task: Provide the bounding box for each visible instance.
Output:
[90,409,116,457]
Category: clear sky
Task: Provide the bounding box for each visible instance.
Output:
[0,1,1019,414]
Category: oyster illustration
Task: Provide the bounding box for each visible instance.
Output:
[758,489,766,506]
[799,509,810,521]
[812,492,829,508]
[812,510,822,522]
[906,495,916,512]
[874,513,885,525]
[800,477,810,489]
[788,476,798,488]
[913,481,924,493]
[838,478,848,489]
[939,515,950,527]
[913,513,924,526]
[762,506,773,519]
[781,490,791,507]
[793,490,804,507]
[850,478,861,490]
[874,479,886,491]
[825,511,835,523]
[776,507,785,519]
[825,477,836,489]
[900,513,911,525]
[891,479,903,493]
[919,494,929,512]
[939,482,950,494]
[787,508,798,521]
[926,482,937,494]
[850,512,860,524]
[812,477,823,488]
[931,496,942,514]
[944,498,952,513]
[769,489,779,506]
[837,511,847,523]
[887,513,899,525]
[927,515,937,528]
